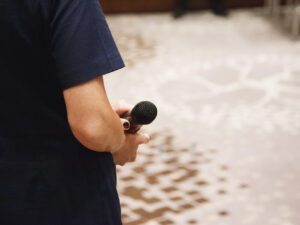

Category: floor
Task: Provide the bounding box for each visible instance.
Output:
[104,9,300,225]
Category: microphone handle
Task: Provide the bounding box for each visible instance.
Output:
[121,112,142,134]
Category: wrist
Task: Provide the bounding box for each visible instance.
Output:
[110,132,125,154]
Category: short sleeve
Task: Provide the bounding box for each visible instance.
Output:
[50,0,124,90]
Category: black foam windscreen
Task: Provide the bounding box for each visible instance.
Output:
[130,101,157,125]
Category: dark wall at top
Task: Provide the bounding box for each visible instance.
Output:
[100,0,264,14]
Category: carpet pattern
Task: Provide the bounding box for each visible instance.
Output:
[105,9,300,225]
[116,132,250,225]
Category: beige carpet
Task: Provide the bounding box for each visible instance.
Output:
[104,9,300,225]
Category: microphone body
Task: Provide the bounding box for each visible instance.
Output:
[121,101,157,134]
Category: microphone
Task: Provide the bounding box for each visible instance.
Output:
[121,101,157,134]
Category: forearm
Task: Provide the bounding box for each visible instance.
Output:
[69,108,125,153]
[64,76,125,153]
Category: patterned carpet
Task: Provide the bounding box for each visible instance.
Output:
[104,9,300,225]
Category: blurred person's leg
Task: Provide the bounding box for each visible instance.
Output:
[211,0,228,16]
[174,0,188,18]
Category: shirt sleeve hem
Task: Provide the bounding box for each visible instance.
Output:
[59,58,125,90]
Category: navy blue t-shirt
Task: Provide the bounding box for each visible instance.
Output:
[0,0,124,224]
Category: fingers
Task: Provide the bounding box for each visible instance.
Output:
[113,132,150,167]
[119,100,134,110]
[112,100,134,116]
[129,153,137,162]
[135,133,150,145]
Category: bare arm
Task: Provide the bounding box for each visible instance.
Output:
[63,76,125,153]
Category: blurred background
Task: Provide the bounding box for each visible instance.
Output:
[101,1,300,225]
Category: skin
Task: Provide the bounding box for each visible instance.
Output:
[63,76,150,166]
[112,101,150,166]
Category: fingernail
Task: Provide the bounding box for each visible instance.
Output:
[123,121,130,130]
[121,119,130,130]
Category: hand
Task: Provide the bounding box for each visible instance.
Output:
[112,133,150,166]
[112,100,133,117]
[111,100,150,166]
[112,100,136,132]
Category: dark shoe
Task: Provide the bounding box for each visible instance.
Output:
[211,0,229,17]
[173,8,186,18]
[213,7,229,16]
